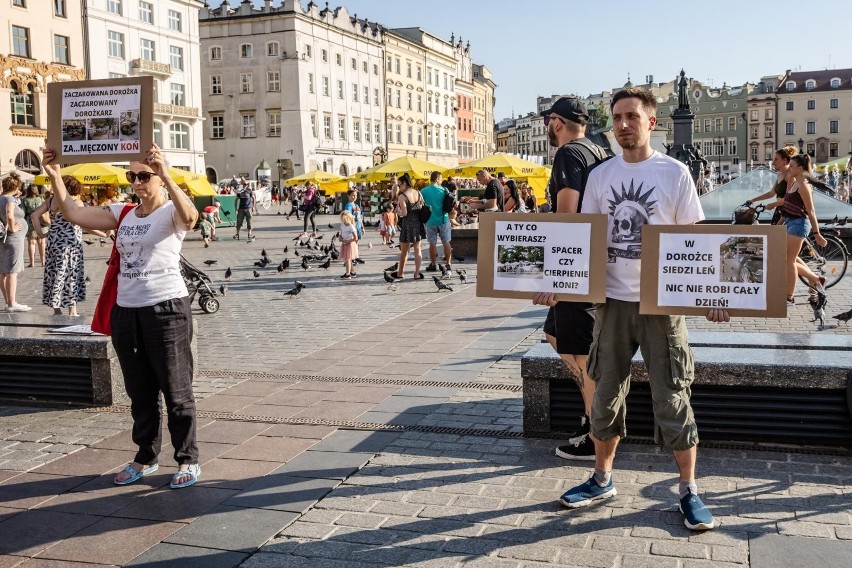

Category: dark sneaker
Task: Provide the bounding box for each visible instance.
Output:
[425,263,438,272]
[679,489,715,530]
[559,475,616,508]
[555,433,595,461]
[567,414,590,440]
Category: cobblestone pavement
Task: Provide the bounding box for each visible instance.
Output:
[1,211,850,567]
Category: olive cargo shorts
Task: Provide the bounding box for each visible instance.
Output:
[588,299,699,451]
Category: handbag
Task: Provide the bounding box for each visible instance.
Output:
[417,194,432,224]
[91,204,135,335]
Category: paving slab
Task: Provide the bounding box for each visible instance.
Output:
[165,504,298,553]
[123,542,248,568]
[274,449,373,480]
[308,429,402,454]
[750,533,852,568]
[225,474,340,513]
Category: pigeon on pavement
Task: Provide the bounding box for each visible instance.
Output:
[833,308,852,325]
[456,269,467,284]
[432,275,453,292]
[224,267,232,280]
[284,281,305,297]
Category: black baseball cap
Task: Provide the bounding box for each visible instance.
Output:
[540,97,589,125]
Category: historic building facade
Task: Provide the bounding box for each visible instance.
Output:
[747,75,782,167]
[453,36,474,164]
[200,0,386,182]
[473,63,495,159]
[84,0,206,172]
[777,68,852,163]
[2,0,86,175]
[383,30,426,162]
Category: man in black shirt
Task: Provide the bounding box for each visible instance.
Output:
[533,96,609,460]
[466,170,503,212]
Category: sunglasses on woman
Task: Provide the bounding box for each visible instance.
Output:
[126,171,155,183]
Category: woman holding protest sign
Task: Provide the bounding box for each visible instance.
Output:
[43,142,202,489]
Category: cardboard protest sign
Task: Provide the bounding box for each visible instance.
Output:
[47,76,153,165]
[640,224,787,317]
[476,213,608,302]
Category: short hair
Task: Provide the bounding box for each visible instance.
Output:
[790,153,812,174]
[776,146,797,161]
[62,175,83,197]
[610,87,657,116]
[429,171,441,183]
[475,169,488,177]
[26,185,39,198]
[1,172,21,194]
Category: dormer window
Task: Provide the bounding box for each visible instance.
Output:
[804,79,816,91]
[785,81,796,91]
[830,77,841,88]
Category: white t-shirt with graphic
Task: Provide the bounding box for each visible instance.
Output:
[581,151,704,302]
[109,202,188,308]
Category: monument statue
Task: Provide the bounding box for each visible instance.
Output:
[677,69,689,110]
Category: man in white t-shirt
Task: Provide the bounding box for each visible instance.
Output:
[558,88,729,532]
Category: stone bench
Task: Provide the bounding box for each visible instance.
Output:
[0,313,198,407]
[451,224,479,259]
[521,332,852,447]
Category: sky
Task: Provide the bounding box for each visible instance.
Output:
[252,0,852,121]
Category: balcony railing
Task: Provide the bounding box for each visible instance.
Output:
[131,58,171,76]
[154,103,200,118]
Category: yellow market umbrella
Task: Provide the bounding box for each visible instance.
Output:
[814,156,850,174]
[283,170,349,194]
[34,163,128,185]
[442,153,548,179]
[348,156,445,183]
[167,168,215,196]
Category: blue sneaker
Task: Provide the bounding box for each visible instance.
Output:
[679,489,715,530]
[559,476,616,508]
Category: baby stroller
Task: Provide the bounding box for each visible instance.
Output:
[180,254,221,314]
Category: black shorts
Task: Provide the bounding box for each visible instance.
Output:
[543,301,596,355]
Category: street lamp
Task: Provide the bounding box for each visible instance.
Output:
[797,138,804,153]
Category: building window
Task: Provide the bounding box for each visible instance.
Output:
[428,97,432,113]
[363,85,368,103]
[785,122,794,135]
[427,68,432,85]
[240,44,252,58]
[305,44,311,58]
[139,1,154,24]
[805,79,816,90]
[353,119,360,142]
[364,120,371,143]
[703,119,710,132]
[267,42,279,57]
[267,71,280,92]
[830,78,841,88]
[765,108,774,120]
[830,98,839,109]
[807,121,815,134]
[374,88,379,106]
[321,49,327,62]
[323,115,331,139]
[211,115,224,139]
[830,142,838,157]
[363,60,367,73]
[407,92,412,110]
[728,139,736,156]
[387,87,392,106]
[11,26,30,58]
[693,119,700,133]
[750,110,759,121]
[751,126,758,139]
[786,101,794,111]
[241,114,256,137]
[169,46,183,71]
[714,117,722,131]
[338,117,346,140]
[375,123,380,143]
[417,65,422,81]
[373,64,378,75]
[267,111,281,136]
[108,72,125,79]
[240,73,253,93]
[786,81,796,91]
[406,61,412,78]
[108,31,125,59]
[395,58,400,74]
[806,143,815,156]
[322,76,329,96]
[153,121,162,146]
[107,0,122,15]
[53,35,70,65]
[210,75,222,95]
[386,56,391,71]
[396,90,401,108]
[337,80,343,99]
[417,95,422,112]
[139,38,155,61]
[417,126,423,145]
[751,147,758,162]
[210,46,221,60]
[169,123,188,149]
[310,114,317,137]
[170,83,185,106]
[765,125,773,138]
[9,81,35,126]
[388,124,394,146]
[168,9,182,31]
[728,116,736,131]
[395,124,401,144]
[350,57,356,70]
[407,125,413,144]
[830,120,838,134]
[53,0,66,17]
[335,53,341,66]
[807,100,815,110]
[352,84,358,102]
[308,73,314,93]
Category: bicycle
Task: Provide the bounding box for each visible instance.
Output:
[733,202,848,289]
[797,227,848,289]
